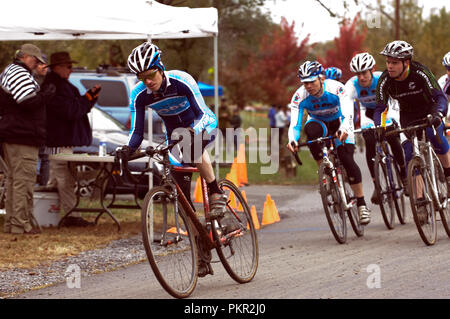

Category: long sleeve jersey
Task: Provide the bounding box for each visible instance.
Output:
[128,70,217,152]
[288,79,354,143]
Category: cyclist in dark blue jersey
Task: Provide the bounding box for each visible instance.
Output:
[374,40,450,204]
[123,42,227,222]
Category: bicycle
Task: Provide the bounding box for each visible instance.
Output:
[387,116,450,245]
[354,125,406,229]
[291,136,364,244]
[115,139,258,298]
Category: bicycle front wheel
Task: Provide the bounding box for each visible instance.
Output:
[433,156,450,237]
[141,186,198,298]
[374,155,395,229]
[344,180,364,237]
[318,164,347,244]
[408,157,437,246]
[214,179,259,284]
[392,161,407,225]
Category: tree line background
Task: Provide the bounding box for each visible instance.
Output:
[0,0,448,109]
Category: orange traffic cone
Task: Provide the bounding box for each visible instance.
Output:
[269,196,281,222]
[247,205,260,230]
[237,190,247,212]
[228,190,238,209]
[261,194,280,226]
[237,144,248,186]
[193,176,203,203]
[227,164,239,186]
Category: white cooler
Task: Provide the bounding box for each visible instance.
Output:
[33,192,60,227]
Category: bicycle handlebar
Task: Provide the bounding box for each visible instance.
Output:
[114,136,184,183]
[384,115,433,137]
[290,136,336,166]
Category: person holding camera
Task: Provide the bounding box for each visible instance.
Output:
[42,51,101,227]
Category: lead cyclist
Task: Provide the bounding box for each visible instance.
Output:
[287,60,371,225]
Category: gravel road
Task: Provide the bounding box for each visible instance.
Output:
[5,152,450,299]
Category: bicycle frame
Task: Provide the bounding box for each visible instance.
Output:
[147,153,218,251]
[296,136,353,211]
[321,143,353,211]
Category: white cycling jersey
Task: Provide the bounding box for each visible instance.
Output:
[344,71,399,129]
[288,79,355,144]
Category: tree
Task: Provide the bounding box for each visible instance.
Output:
[320,15,366,82]
[248,17,310,106]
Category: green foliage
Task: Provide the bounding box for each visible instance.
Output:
[364,0,449,77]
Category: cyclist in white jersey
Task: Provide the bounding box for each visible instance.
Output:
[346,52,407,203]
[287,61,371,225]
[438,52,450,117]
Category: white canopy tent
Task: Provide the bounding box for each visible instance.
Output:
[0,0,221,175]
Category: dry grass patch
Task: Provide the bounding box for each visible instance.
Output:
[0,200,142,270]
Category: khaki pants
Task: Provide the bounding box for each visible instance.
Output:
[3,143,38,234]
[48,147,78,217]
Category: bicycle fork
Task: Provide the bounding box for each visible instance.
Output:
[324,160,352,211]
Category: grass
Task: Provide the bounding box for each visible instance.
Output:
[0,199,142,270]
[216,108,319,185]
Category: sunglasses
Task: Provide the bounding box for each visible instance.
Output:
[138,69,159,82]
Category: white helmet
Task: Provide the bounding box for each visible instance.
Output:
[350,52,376,73]
[127,42,165,74]
[380,40,413,60]
[443,52,450,68]
[297,61,323,82]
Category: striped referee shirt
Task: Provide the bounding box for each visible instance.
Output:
[0,62,39,104]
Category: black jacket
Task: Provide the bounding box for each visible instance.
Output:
[42,71,94,147]
[0,61,47,146]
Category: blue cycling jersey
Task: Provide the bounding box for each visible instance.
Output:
[345,71,382,109]
[288,79,354,143]
[128,70,217,152]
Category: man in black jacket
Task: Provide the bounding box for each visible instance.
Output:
[0,44,53,234]
[42,51,101,227]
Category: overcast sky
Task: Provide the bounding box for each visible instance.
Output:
[263,0,450,43]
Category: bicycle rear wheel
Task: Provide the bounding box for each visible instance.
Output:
[433,156,450,237]
[407,157,437,246]
[318,163,347,244]
[214,179,258,283]
[141,186,198,298]
[374,155,395,229]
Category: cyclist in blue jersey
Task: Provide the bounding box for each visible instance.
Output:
[122,42,227,218]
[287,61,371,225]
[324,67,343,82]
[346,52,407,204]
[374,41,450,222]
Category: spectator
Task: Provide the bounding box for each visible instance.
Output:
[33,54,48,86]
[275,104,288,145]
[218,97,231,138]
[268,104,276,128]
[0,43,53,234]
[33,54,50,186]
[42,51,101,227]
[229,107,242,150]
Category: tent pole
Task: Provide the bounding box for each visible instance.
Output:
[147,34,153,191]
[213,34,219,178]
